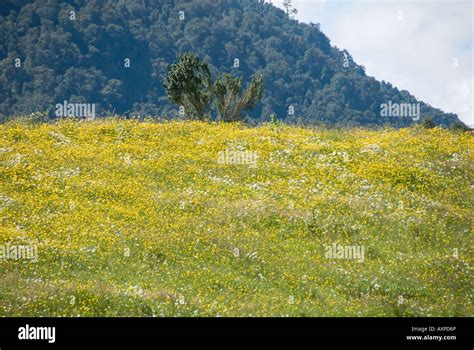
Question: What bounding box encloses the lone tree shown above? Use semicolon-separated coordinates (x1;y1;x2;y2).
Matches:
283;0;298;18
163;53;213;120
164;53;263;122
214;73;263;122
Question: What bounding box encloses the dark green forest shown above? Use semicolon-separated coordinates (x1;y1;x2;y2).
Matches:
0;0;463;126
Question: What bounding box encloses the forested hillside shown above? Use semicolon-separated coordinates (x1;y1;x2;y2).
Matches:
0;0;462;126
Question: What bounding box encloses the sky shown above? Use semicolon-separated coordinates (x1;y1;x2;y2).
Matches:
273;0;473;126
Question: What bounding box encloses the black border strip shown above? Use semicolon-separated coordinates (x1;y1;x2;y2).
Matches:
0;317;472;348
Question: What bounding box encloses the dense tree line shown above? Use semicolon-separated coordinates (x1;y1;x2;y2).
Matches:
0;0;462;127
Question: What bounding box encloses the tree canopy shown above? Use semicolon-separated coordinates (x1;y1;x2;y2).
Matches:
0;0;462;127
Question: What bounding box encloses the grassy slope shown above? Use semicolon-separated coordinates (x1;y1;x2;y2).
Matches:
0;120;472;316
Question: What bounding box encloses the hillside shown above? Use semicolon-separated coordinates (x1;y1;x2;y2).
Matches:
0;0;463;127
0;120;472;316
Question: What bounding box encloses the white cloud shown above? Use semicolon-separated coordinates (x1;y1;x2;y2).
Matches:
274;0;473;125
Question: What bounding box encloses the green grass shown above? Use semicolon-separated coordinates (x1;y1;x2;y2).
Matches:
0;119;472;316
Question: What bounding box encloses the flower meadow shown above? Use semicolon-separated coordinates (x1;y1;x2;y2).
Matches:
0;119;472;316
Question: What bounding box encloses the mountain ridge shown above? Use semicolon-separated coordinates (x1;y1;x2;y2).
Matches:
0;0;463;127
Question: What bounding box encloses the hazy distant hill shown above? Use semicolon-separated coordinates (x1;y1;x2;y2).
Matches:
0;0;463;126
